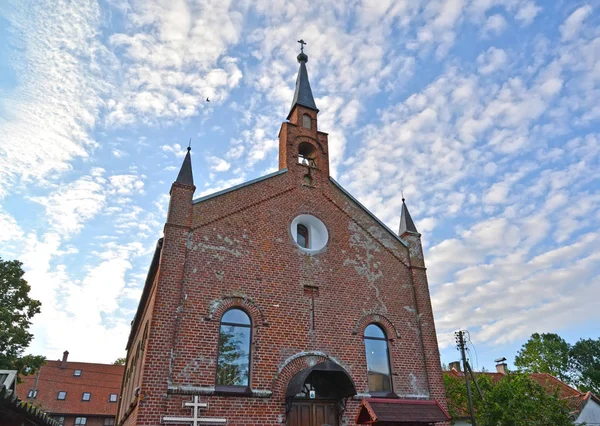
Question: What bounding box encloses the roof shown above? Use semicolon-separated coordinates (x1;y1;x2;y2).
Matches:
287;52;318;119
1;385;59;426
175;147;194;186
444;370;599;419
356;398;450;424
126;237;163;350
399;199;418;235
16;360;124;416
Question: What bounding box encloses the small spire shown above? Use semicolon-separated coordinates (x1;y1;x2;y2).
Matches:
175;143;194;186
287;40;318;119
399;197;418;235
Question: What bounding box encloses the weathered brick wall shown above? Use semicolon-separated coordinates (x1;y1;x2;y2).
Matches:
121;106;448;425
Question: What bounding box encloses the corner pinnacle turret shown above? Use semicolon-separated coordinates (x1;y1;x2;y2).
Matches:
399;197;419;235
175;146;194;186
287;40;318;119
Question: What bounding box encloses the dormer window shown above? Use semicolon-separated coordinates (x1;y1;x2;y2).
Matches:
298;142;317;168
297;224;309;249
302;114;311;129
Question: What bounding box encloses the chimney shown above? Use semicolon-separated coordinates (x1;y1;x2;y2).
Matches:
494;356;508;374
61;350;69;368
449;361;461;372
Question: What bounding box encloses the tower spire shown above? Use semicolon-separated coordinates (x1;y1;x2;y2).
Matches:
287;41;318;119
399;197;418;235
175;145;194;186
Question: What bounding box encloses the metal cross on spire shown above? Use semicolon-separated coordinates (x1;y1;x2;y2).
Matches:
297;39;306;52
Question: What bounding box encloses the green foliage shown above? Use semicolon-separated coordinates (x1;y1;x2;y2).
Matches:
444;372;492;422
0;257;45;379
515;333;571;382
477;372;575;426
216;325;248;386
113;357;126;365
444;371;576;426
570;338;600;394
515;332;600;394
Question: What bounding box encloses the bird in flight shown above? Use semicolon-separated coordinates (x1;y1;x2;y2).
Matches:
206;97;210;102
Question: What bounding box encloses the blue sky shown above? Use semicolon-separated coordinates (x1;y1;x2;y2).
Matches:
0;0;598;372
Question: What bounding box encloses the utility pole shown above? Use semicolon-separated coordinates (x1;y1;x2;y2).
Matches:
456;330;477;426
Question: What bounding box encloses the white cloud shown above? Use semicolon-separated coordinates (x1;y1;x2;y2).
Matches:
30;175;107;236
162;143;187;158
0;210;24;243
0;0;105;197
515;1;541;25
109;174;145;195
477;47;508;75
106;0;244;125
560;5;593;42
482;14;507;36
208;156;231;172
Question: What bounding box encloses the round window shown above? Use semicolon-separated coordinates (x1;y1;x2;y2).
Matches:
291;215;328;252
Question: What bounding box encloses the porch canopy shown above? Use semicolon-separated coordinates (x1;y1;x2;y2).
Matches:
286;360;356;399
356;398;450;425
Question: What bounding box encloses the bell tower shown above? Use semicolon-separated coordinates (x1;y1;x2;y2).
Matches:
278;41;330;185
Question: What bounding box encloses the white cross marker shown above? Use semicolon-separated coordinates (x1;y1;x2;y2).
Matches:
162;395;227;425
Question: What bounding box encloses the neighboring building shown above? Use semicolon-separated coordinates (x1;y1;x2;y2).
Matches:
117;46;449;426
1;370;59;426
446;361;600;425
16;351;124;426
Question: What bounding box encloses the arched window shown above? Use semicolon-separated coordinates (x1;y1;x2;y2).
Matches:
216;309;251;387
364;324;392;394
297;224;309;249
302;114;312;129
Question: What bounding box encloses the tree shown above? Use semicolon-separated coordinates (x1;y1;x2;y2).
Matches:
514;333;571;382
477;371;575;426
444;371;576;426
570;337;600;394
216;326;248;386
0;257;45;379
444;372;493;421
113;357;126;365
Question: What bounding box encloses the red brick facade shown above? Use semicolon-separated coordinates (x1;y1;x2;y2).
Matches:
117;60;448;426
16;355;123;426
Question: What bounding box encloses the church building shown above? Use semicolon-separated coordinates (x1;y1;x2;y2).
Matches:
116;46;450;426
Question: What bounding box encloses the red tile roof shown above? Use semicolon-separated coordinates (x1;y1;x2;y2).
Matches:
356;398;451;424
16;360;124;416
444;370;598;418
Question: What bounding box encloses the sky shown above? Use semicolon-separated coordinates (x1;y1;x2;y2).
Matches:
0;0;598;373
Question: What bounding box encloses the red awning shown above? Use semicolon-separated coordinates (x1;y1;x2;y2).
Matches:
356;398;451;425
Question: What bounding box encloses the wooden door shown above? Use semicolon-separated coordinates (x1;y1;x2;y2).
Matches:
288;401;338;426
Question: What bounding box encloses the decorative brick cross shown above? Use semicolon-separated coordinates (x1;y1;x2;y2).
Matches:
162;395;226;425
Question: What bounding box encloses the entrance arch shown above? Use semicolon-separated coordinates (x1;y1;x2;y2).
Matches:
285;360;357;426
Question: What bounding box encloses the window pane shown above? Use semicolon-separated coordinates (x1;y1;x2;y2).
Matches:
217;324;251;386
221;309;250;325
364;324;385;339
82;392;90;401
57;391;66;400
364;338;392;392
297;224;309;249
297;232;307;248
